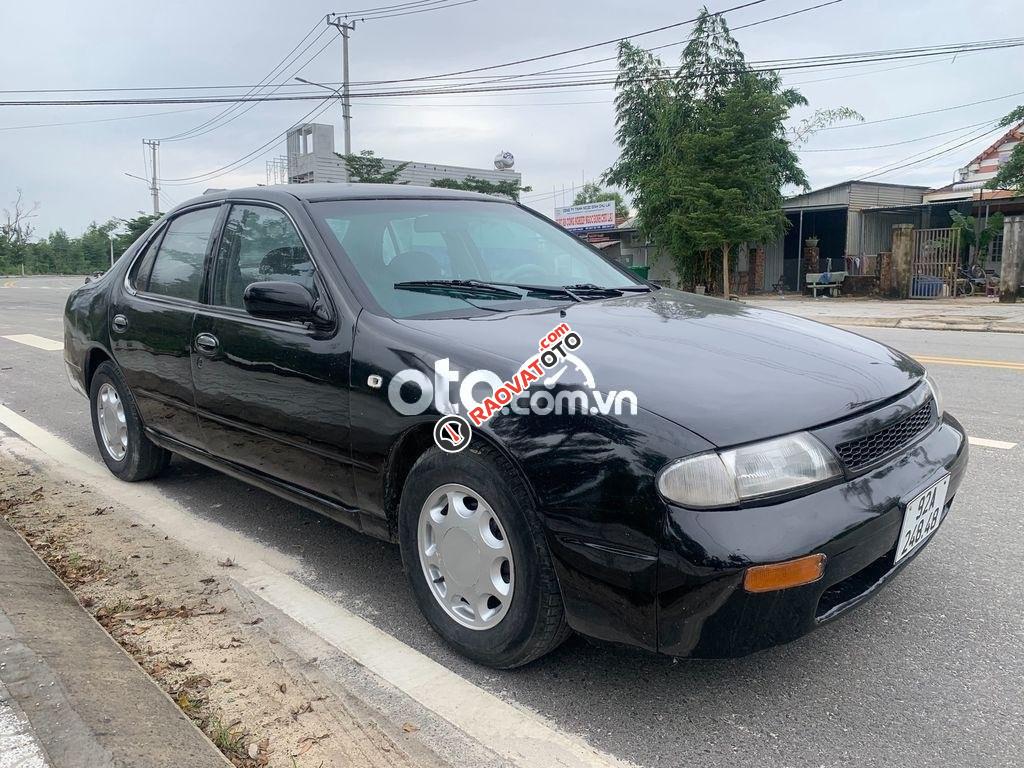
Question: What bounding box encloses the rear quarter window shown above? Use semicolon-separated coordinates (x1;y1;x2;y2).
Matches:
146;207;220;301
127;228;165;291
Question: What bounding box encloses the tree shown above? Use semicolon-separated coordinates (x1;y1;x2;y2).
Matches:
572;183;629;219
605;7;857;294
949;209;1004;267
118;213;160;248
987;106;1024;194
338;150;409;184
429;176;532;201
0;194;162;275
0;190;39;273
790;107;863;147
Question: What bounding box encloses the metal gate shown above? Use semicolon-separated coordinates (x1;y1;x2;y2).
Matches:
911;228;960;299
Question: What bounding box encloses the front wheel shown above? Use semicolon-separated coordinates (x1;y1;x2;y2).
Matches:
89;360;171;481
398;444;570;668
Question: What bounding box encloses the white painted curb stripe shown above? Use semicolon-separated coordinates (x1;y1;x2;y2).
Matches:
0;405;633;768
240;568;631;768
2;334;63;352
968;436;1017;450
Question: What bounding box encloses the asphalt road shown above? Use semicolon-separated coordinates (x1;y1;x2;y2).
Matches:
2;276;1022;767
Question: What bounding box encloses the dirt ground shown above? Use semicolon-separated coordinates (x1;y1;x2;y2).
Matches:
0;447;443;768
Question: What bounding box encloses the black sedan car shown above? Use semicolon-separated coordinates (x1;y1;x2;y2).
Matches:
64;184;968;668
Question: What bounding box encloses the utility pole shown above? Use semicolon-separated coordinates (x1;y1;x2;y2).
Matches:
143;139;160;215
327;14;355;177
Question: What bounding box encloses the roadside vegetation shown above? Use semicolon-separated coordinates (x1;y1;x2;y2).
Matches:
0;190;158;275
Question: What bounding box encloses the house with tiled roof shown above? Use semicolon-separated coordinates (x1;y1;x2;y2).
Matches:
924;122;1023;203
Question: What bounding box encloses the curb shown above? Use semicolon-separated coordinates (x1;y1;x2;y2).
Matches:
0;518;233;768
826;317;1024;334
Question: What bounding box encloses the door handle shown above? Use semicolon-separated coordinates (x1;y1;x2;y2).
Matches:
194;333;219;354
111;314;128;333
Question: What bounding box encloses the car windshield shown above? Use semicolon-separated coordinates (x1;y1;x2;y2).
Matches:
311;198;642;318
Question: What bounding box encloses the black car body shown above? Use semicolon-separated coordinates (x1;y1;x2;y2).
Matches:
64;184;968;666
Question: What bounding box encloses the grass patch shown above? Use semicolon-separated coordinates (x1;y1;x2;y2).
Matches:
104;597;134;615
206;712;247;755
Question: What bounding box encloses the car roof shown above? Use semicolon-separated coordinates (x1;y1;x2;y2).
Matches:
180;182;511;209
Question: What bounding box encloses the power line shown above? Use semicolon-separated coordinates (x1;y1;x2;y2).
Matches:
467;0;847;90
6;34;1017;98
157;18;334;142
815;89;1024;131
800;118;1000;152
358;0;773;86
0;104;220;132
858;123;1005;180
157;96;338;185
5;39;1021;106
347;0;479;21
335;0;445;14
334;0;459;18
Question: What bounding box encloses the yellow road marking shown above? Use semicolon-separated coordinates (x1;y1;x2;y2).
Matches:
913;355;1024;372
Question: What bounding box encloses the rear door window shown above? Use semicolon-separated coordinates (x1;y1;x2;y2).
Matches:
146;207;220;301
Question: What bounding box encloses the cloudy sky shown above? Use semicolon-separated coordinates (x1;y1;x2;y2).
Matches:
2;0;1022;236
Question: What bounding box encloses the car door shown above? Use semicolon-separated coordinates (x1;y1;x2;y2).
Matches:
191;201;357;508
110;204;223;447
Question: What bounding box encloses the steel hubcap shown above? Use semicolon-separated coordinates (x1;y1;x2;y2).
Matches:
96;382;128;461
417;483;514;630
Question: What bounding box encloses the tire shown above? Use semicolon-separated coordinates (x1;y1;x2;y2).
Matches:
398;443;570;668
89;360;171;481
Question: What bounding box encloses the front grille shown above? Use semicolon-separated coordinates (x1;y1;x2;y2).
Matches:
834;400;934;471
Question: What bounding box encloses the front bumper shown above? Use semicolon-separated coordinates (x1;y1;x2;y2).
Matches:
657;413;968;657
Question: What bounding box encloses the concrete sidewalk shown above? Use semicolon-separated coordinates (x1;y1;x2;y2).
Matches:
744;295;1024;333
0;517;230;768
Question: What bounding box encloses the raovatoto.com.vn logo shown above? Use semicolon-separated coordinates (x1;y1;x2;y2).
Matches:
384;323;638;451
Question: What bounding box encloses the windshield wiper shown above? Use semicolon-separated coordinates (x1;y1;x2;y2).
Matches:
393;279;525;300
393;279;652;304
563;282;653;294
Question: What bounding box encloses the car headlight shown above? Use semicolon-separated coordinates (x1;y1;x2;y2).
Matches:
924;372;944;418
657;432;842;508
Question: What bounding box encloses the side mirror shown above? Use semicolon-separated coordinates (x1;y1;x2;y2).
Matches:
242;281;330;326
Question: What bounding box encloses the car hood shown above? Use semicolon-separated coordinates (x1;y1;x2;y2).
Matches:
395;289;924;447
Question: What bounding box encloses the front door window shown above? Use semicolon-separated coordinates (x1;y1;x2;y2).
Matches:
212;204;317;310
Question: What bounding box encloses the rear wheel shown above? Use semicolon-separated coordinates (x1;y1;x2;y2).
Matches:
398;444;570;668
89;360;171;481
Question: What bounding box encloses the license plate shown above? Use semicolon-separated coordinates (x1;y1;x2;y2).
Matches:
894;474;950;566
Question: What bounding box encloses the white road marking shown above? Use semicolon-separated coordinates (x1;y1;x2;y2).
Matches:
0;691;50;768
968;436;1017;450
0;405;633;768
1;334;63;352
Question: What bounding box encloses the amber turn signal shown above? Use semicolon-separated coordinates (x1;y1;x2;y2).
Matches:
743;553;826;593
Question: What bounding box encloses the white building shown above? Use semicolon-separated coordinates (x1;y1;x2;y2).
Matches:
274;123;523;188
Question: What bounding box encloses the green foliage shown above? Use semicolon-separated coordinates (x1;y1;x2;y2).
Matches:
0;193;160;275
987;106;1024;194
429;176;533;201
604;7;852;291
790;107;863;146
572;183;629;219
949;209;1005;265
338;150;409;184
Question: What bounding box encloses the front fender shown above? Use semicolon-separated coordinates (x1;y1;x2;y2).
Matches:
488;406;711;651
